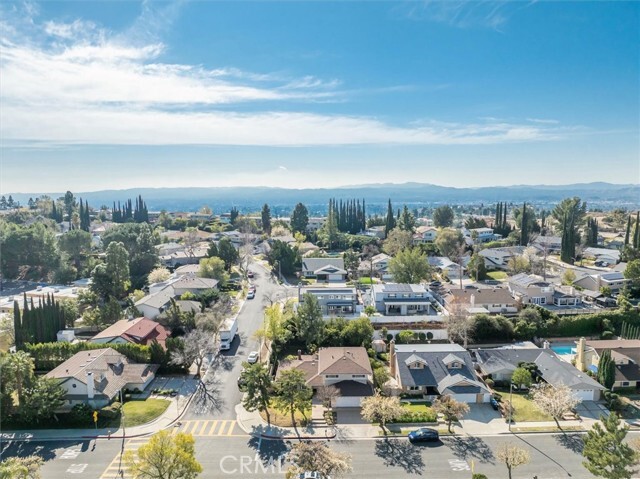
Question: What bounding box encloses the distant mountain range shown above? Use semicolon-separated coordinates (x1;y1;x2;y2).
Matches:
7;182;639;216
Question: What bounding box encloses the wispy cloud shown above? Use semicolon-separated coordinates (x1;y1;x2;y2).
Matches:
527;118;560;125
398;0;530;31
0;1;578;148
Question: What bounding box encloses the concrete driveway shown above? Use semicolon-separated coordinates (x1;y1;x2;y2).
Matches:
336;407;368;425
576;401;609;420
459;403;506;435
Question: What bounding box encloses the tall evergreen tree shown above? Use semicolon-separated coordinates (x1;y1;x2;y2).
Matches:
261;203;272;234
13;300;23;350
384;199;396;238
634;211;640;249
625;215;632;245
520;202;528;246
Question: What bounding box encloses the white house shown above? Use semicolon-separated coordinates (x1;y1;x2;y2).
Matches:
46;348;158;410
412;226;438;244
368;283;435;316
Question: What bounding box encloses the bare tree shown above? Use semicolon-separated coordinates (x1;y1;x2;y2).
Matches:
446;298;473;348
170;328;215;378
317;385;340;408
285;442;352;479
183;227;199;258
496;443;530;479
530;383;581;428
361;391;405;433
432;395;470;433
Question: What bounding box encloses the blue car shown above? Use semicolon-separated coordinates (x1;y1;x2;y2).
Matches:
408;427;439;443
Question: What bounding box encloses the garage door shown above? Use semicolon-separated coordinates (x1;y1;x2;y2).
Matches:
454;394;478;404
333;396;362;408
573;389;595;401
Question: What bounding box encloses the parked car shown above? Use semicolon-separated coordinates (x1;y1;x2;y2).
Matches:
247;291;255;299
490;397;499;410
407;427;439;443
247;271;254;278
298;473;328;479
237;368;247;389
247;351;259;364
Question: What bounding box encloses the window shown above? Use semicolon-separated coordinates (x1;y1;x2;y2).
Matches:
622;381;630;386
388;293;397;298
326;374;339;379
409;386;421;391
317;296;324;300
72;383;77;388
352;374;366;378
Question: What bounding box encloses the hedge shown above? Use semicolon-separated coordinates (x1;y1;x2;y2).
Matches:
546;310;640;337
25;341;151;371
394;409;438;423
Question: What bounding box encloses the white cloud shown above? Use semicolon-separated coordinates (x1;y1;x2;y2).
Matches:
0;4;578;148
278;166;288;170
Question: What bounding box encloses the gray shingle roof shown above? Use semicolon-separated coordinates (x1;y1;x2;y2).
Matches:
302;258;345;272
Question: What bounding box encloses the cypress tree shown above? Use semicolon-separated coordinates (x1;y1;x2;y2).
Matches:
520;202;528;246
625;215;631;245
362;198;366;232
495;202;501;228
13;300;22;350
503;203;508;232
634;212;640;249
385;199;395;238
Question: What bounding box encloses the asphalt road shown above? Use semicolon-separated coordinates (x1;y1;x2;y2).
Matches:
3;432;620;479
183;260;289;420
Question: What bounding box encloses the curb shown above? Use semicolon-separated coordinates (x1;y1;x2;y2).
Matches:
259;431;337;440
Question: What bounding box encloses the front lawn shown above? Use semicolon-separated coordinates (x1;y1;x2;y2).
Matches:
260;406;311;428
358;277;375;284
394;401;437;423
121;398;171;427
486;271;508;280
495;389;551;422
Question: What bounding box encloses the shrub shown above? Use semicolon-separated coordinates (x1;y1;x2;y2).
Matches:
426;332;434;340
378;352;389;362
367;348;376;358
418;332;427;341
99;402;122;419
394;409;438;423
472;475;488;479
386;334;394;342
485;378;495;388
601;330;615;340
69;404;93;426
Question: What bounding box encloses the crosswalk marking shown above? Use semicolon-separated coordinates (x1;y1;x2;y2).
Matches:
175;419;246;437
99;438;148;479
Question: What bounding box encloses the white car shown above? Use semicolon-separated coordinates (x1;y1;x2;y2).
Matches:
247;351;259;364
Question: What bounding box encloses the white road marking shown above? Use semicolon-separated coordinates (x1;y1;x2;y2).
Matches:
66;464;88;473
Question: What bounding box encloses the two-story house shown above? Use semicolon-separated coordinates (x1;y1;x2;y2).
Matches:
531;236;562;254
298;286;358;316
136;273;219;318
444;287;519;316
277;347;374;407
368;283;435;316
412;226;438;244
469;227;496;243
509;273;581;307
574;338;640;390
573;271;630;294
301;258;348;282
478;246;526;271
390;343;491;403
46;348;158;410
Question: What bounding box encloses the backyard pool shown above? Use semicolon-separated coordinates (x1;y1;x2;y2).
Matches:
551;344;576;355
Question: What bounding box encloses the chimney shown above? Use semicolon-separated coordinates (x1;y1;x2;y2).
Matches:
576;337;586;372
297;349;302;360
86;372;95;399
389;340;397;379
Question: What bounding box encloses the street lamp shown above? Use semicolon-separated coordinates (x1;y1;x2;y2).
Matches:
508;381;514;432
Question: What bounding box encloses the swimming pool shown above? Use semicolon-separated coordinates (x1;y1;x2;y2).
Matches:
551;344;576;355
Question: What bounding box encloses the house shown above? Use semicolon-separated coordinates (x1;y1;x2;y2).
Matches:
174;264;201;276
412;226;438;244
583;247;620;265
301;258;347;282
576;338;640;390
362;226;386;239
444;287;519;315
306;217;326;232
136;273;218;318
478;246;526;271
189;212;214;222
298;286;358;316
368;283;435;316
531;236;562;253
475;346;604;401
160;248;208;267
573;271;630;293
428;256;466;279
508;273;580;307
390;343;491;403
469;227;496;243
90;317;170;348
46;348;158;410
277;347;374;407
156;242;184;256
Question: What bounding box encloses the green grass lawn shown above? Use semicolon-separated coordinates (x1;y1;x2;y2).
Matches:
260;406;311;427
486;271;508;280
358;277;375;284
495;389;551;422
401;401;432;413
121;399;170;428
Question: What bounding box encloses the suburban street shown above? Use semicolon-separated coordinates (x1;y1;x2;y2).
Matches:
3;431;630;478
183;260;290;421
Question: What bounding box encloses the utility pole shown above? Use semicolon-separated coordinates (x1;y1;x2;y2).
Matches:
508;381;513;432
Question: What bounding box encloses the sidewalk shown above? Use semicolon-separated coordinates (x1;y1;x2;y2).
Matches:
1;391;195;443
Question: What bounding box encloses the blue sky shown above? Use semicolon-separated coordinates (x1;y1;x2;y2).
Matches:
1;0;638;192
